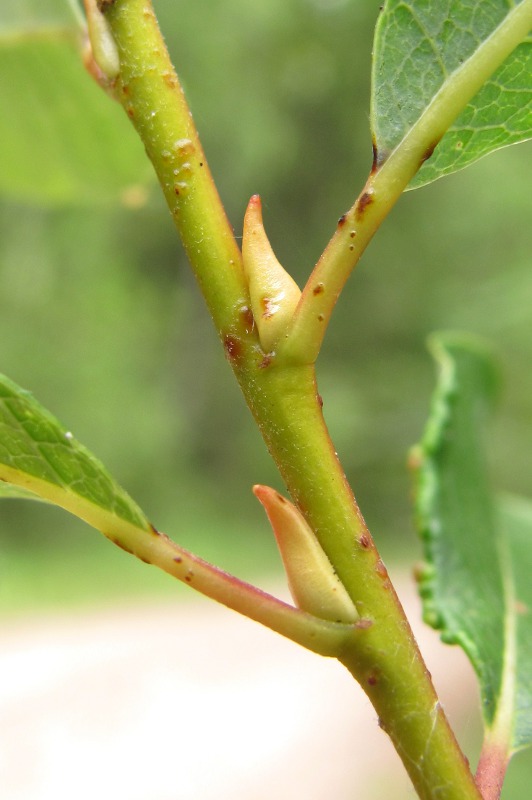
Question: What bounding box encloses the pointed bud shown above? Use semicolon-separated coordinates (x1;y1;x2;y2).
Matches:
84;0;120;81
253;485;358;623
242;196;301;352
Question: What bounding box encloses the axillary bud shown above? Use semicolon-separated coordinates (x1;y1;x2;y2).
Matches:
242;196;301;352
253;485;358;623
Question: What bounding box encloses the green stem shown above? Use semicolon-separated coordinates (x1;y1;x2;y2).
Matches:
101;2;483;797
278;0;532;366
103;0;253;345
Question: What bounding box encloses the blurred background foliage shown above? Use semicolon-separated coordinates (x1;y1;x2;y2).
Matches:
0;0;530;610
0;0;531;793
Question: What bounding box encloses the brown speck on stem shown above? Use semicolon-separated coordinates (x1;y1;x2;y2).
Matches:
375;559;387;577
371;139;379;174
350;231;356;238
317;394;324;409
240;305;255;333
337;213;347;227
150;524;161;536
173;556;183;564
367;670;379;686
223;334;242;361
259;354;273;369
313;283;325;296
359;534;370;549
126;106;135;119
111;538;134;555
355;190;374;221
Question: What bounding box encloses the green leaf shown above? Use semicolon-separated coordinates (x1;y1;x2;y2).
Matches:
0;1;153;206
372;0;532;189
0;372;151;533
0;0;79;31
413;333;532;755
499;495;532;752
0;481;48;501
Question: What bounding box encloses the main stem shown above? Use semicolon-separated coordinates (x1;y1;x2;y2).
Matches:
102;2;481;797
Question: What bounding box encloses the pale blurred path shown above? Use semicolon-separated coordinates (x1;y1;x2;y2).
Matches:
0;576;479;799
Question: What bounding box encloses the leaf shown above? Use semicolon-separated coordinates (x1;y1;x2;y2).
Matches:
412;333;532;755
372;0;532;189
499;495;532;752
0;481;48;501
0;372;151;534
0;0;79;31
0;1;153;206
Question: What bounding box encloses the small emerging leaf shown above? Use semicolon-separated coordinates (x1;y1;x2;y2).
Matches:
412;333;532;758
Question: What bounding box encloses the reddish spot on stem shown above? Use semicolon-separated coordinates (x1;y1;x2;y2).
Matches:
317;394;324;409
313;283;324;296
224;334;242;361
126;106;135;119
355;618;373;630
259;354;273;369
371;138;389;174
367;671;379;686
337;214;347;227
375;559;389;581
355;191;374;221
371;139;379;175
240;305;255;333
111;538;134;555
359;534;370;549
173;556;183;564
150;524;161;536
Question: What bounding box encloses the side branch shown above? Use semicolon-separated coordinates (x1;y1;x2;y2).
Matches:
278;0;532;365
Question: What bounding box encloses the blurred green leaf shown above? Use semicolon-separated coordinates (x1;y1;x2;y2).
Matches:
500;496;532;752
0;1;153;206
372;0;532;188
0;482;47;501
413;333;532;754
0;372;151;533
0;0;79;32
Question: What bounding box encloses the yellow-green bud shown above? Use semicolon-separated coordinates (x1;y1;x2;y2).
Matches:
253;485;358;623
84;0;120;80
242;195;301;352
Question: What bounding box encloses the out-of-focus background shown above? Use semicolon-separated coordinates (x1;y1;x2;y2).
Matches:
0;0;530;797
